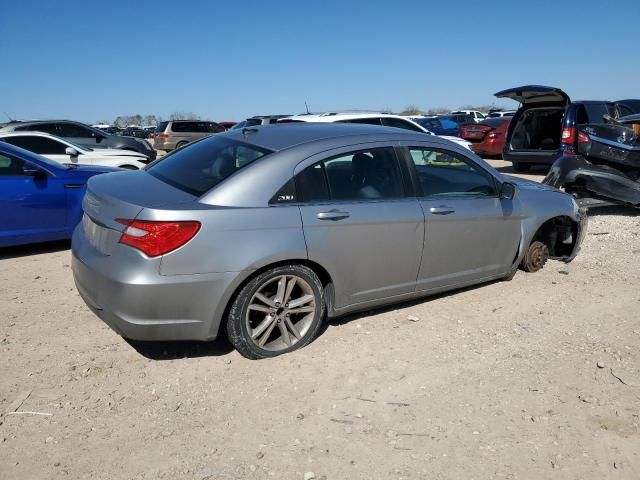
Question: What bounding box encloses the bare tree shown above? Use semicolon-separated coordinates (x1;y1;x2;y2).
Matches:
458;104;496;112
113;116;127;128
143;115;158;126
400;104;422;116
169;112;200;121
425;107;450;115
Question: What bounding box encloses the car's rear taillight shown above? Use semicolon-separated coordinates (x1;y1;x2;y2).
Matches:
561;127;575;144
116;219;201;257
577;130;590;144
157;133;169;139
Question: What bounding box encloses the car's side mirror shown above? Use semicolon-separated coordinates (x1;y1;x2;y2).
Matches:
499;181;517;200
65;147;79;157
23;165;47;179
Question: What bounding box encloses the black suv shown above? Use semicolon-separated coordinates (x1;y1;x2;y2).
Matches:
0;120;156;160
495;85;629;171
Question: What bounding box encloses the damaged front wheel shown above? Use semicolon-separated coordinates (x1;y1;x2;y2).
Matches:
521;240;549;273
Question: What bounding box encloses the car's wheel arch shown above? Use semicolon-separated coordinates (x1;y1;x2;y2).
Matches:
212;259;334;339
522;214;580;262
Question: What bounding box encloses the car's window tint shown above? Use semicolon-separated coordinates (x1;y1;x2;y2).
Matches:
409;148;497;197
148;136;271;197
380;118;424;132
338;118;382;126
155;121;169;133
0;153;25;175
15;123;59;135
208;122;225;133
584;103;613;123
3;136;68;155
296;163;330;202
171;122;196;132
244;118;262;127
57;123;94;137
297;148;404;202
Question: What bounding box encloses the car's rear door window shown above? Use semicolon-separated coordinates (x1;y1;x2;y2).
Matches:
407;148;497;197
3;136;68;155
155;121;169;133
296;147;405;202
171;122;196;133
147;136;271;197
57;123;94;137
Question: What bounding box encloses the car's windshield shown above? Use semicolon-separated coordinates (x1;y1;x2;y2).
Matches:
64;138;91;152
147;136;272;196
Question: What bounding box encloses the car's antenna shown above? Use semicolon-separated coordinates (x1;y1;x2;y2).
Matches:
304;101;311;115
4;112;14;122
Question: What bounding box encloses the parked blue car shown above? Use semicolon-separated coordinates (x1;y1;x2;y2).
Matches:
0;141;117;247
413;117;460;136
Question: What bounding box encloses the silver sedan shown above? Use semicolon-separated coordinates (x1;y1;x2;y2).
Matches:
72;123;587;359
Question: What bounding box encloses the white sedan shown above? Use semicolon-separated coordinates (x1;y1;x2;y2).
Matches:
0;132;148;169
278;113;473;150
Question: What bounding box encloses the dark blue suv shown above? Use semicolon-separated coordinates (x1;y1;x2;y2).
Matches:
495;85;630;171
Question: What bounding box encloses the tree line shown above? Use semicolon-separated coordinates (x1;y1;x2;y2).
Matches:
97;112;202;127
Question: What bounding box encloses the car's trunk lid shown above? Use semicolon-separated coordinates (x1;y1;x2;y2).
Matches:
494;85;570;106
81;170;197;255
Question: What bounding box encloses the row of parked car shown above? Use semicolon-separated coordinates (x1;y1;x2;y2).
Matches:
2;85;637;358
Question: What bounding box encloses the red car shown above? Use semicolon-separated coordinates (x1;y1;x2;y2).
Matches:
460;117;511;157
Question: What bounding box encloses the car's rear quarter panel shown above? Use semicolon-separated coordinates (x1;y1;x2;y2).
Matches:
155;205;307;275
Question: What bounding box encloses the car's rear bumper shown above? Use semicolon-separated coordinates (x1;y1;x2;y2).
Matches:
153;139;177;151
469;138;503;156
71;228;239;341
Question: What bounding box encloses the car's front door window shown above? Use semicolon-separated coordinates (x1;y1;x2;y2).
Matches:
0;153;26;175
409;148;497;197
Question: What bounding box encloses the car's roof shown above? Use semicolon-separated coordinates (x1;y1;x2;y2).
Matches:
247;115;291;119
0;131;61;138
221;122;427;152
281;112;407;122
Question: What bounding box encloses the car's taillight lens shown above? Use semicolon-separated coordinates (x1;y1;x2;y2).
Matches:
577;130;590;144
157;133;169;139
116;219;201;257
561;127;575;144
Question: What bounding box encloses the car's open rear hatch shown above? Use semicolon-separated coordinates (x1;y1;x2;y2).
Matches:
495;85;570;106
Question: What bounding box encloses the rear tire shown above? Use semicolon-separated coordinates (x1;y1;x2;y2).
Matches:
176;141;188;149
512;160;531;172
521;240;549;273
226;264;325;360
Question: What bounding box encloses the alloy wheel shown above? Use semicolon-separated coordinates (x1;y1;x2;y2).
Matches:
245;275;317;351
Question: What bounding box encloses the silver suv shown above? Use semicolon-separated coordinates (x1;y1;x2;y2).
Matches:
154;120;225;152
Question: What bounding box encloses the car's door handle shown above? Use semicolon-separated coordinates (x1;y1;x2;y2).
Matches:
317;209;350;221
429;206;455;215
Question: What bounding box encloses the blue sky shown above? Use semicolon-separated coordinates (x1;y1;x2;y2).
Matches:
2;0;639;123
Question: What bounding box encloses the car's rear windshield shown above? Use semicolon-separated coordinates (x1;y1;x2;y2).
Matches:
479;117;509;127
155;121;169;133
147;136;272;197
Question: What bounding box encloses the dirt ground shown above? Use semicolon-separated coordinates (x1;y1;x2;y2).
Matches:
1;159;639;480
